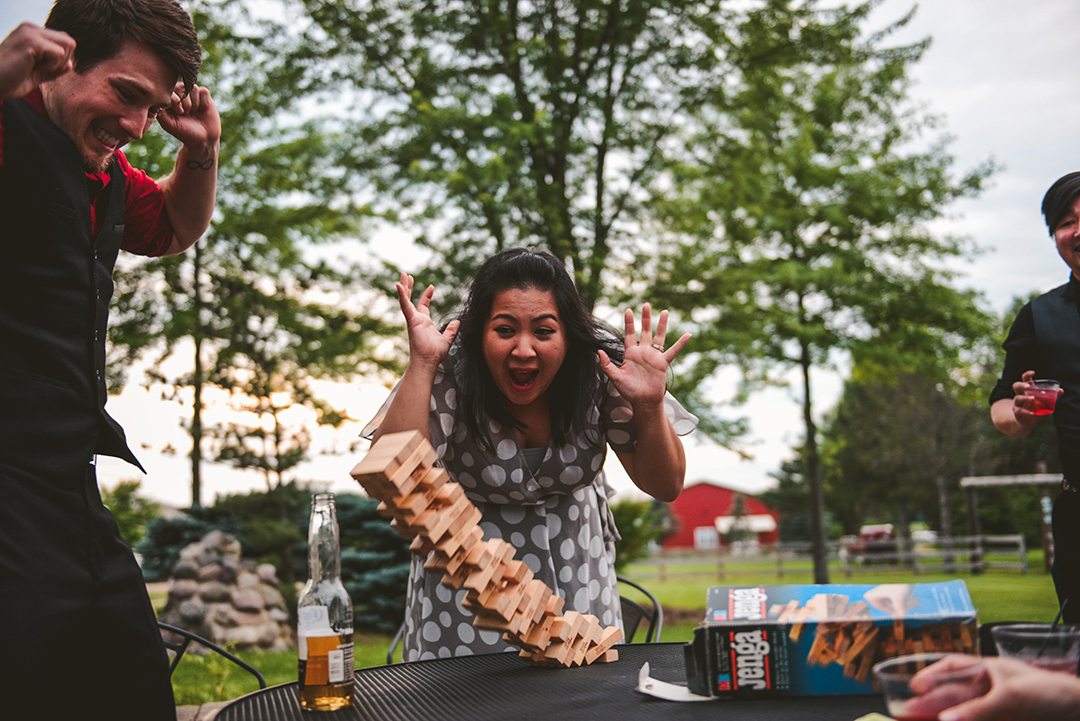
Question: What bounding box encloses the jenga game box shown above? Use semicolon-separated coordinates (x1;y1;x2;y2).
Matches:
683;581;977;698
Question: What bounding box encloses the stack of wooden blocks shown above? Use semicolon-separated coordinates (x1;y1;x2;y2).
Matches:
350;430;623;666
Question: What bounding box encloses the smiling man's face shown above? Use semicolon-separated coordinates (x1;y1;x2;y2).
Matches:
1054;195;1080;278
41;39;177;173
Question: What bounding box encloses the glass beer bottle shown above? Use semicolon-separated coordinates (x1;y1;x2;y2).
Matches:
298;492;355;710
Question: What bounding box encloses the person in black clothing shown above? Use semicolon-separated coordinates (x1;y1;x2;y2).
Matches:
0;2;219;719
990;171;1080;623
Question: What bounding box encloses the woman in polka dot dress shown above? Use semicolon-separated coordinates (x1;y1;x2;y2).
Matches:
362;248;698;660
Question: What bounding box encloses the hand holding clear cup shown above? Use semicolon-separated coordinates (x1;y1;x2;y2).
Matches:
1013;371;1062;420
875;653;990;721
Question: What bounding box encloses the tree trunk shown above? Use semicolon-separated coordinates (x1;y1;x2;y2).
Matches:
801;340;829;584
936;471;955;571
190;242;205;508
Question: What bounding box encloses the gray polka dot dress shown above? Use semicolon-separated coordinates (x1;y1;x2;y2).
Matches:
362;344;698;660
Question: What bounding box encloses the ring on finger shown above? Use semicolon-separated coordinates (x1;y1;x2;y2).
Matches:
651;343;664;351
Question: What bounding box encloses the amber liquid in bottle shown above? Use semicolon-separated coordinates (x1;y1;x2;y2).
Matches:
298;493;355;710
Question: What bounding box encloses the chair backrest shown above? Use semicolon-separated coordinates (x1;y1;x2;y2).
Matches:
617;575;663;643
387;620;407;664
159;622;267;689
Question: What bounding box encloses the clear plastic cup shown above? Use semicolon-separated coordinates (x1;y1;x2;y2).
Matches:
991;623;1080;674
1028;379;1061;415
872;653;989;721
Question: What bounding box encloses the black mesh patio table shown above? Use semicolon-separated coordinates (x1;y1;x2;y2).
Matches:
215;642;888;720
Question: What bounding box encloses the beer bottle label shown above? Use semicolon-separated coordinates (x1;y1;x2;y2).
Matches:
299;631;354;686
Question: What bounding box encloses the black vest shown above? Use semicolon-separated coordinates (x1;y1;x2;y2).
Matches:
0;97;141;479
1032;281;1080;482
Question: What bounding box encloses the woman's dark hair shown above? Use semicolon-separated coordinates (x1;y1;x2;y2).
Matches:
454;248;623;451
1042;172;1080;236
46;0;202;97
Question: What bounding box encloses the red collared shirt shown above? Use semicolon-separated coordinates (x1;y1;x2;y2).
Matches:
0;88;175;256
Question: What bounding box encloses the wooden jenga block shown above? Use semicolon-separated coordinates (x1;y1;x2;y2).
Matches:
841;624;879;666
789;607;810;640
777;599;799;622
501;560;530;585
463;553;506;592
572;615;601;666
584;626;623;665
433;506;483;556
443;526;484;572
529;585;554;625
485;573;534;621
835;628;852;660
520;611;556;650
423;548;452;571
462;536;496;569
411;483;463;532
959;622;975;652
826;594;850;617
514;580;550;630
441;562;471;589
380;469;447;522
408;533;435;556
417;490;472;542
472;610;514;632
846;601;870;618
550;611;585;642
350;431;435;495
807;629;830;666
390;518;417;539
598;649;618;663
856;645;875;683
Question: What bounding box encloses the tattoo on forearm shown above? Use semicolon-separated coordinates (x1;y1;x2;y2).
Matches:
186;157;215;171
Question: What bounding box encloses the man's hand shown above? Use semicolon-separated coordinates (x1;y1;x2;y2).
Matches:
156;83;220;254
0;23;75;101
991;370;1041;438
157;82;221;166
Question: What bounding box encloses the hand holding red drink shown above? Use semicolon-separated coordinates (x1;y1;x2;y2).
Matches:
1011;371;1062;421
1027;380;1062;415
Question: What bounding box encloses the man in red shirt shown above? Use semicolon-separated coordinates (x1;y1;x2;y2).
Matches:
0;2;219;719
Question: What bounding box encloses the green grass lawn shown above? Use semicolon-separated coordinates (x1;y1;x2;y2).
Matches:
168;554;1061;705
171;630;397;706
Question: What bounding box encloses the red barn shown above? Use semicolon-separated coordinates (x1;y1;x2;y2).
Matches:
663;481;779;550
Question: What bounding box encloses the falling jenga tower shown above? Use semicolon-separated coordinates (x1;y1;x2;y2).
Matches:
350;430;622;666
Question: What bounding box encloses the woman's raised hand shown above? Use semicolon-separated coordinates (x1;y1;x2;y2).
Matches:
396;273;459;368
598;303;690;409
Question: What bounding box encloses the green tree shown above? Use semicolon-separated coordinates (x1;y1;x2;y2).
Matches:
299;0;732;314
611;499;670;573
645;0;995;582
335;494;413;633
213;482;310;585
822;371;991;547
101;480;161;547
760;457;815;543
110;0;398;506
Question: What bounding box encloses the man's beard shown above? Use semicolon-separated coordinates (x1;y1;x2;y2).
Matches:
82;149;114;174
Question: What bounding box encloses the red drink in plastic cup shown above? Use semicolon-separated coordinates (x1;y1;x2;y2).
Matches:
1029;380;1061;415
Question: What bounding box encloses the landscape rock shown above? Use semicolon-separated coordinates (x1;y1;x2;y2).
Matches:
158;531;295;653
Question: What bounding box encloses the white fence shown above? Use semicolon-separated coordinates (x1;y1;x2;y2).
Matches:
633;535;1028;581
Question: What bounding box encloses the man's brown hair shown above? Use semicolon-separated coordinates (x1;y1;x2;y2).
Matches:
45;0;202;96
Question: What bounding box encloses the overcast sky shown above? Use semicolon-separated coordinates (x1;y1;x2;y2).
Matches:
4;1;1079;507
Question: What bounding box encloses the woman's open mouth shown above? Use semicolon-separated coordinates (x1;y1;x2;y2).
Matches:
509;368;539;390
